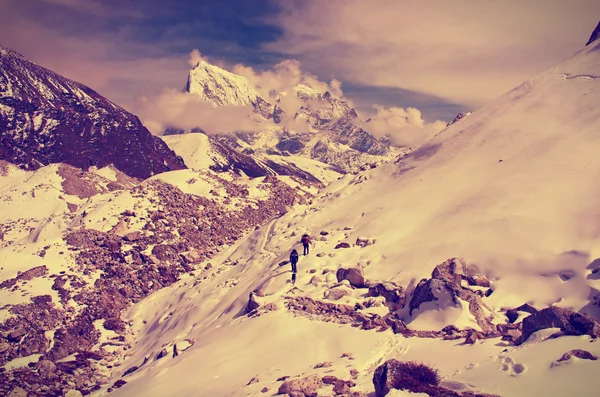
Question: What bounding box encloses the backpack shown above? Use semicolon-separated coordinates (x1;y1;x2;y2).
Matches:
301;235;309;244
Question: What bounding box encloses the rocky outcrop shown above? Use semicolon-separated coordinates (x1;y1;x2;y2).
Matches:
409;258;495;332
0;47;186;179
557;349;598;362
336;267;366;288
355;237;374;247
505;303;538;324
517;306;600;345
586;21;600;46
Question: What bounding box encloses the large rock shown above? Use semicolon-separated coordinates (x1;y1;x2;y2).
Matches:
277;375;323;396
336;267;366;288
408;258;495;333
517;306;600;345
355;237;374;247
324;288;351;301
36;359;56;377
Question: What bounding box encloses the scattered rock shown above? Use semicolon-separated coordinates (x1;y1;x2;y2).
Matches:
355;237;374;247
64;390;83;397
246;291;262;313
316;252;326;257
309;276;323;285
261;387;269;393
335;242;351;249
336;267;366;288
464;331;478;345
277;376;290;382
247;376;260;385
320;231;329;236
314;361;333;369
350;369;359;378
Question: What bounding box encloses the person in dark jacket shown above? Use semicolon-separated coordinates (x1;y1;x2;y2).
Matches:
301;234;311;256
290;248;299;273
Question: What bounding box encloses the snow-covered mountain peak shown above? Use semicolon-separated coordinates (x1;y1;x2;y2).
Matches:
186;60;264;107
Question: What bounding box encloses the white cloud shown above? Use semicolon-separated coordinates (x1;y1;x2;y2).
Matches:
365;105;446;147
267;0;600;107
131;89;256;135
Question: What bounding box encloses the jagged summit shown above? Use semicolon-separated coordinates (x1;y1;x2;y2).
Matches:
586;21;600;46
0;46;186;179
185;60;278;120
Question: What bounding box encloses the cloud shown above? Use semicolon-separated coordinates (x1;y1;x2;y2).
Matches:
232;59;346;109
365;105;446;147
267;0;600;108
131;89;256;135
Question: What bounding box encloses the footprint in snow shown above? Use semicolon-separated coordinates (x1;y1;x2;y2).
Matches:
498;355;527;376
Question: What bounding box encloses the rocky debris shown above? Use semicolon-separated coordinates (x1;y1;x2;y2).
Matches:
277;376;291;382
0;176;305;397
261;387;270;393
505;303;538;324
64;390;84;397
517;306;600;345
314;361;333;369
350;369;359;379
335;242;351;249
316;252;326;257
409;258;495;333
278;375;324;396
367;281;405;310
286;297;388;332
355;237;374;247
0;265;48;289
336;267;366;288
464;331;479;345
36;359;56;376
557;349;598;362
320;231;329;236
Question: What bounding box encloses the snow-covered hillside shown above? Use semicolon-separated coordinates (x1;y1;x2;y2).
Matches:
91;36;600;397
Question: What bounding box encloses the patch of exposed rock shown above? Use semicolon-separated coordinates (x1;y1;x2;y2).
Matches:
336;267;366;288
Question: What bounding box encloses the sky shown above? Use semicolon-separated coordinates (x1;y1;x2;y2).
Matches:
1;0;599;138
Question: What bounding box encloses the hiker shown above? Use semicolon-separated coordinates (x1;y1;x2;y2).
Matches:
290;248;299;273
301;234;311;256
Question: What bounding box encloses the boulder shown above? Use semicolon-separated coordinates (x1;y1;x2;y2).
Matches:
309;276;323;285
320;231;329;236
517;306;600;345
247;376;260;385
408;258;495;333
335;242;351;249
336;267;366;288
64;390;83;397
278;375;323;396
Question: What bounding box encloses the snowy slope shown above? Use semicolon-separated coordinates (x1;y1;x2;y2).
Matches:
101;40;600;397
